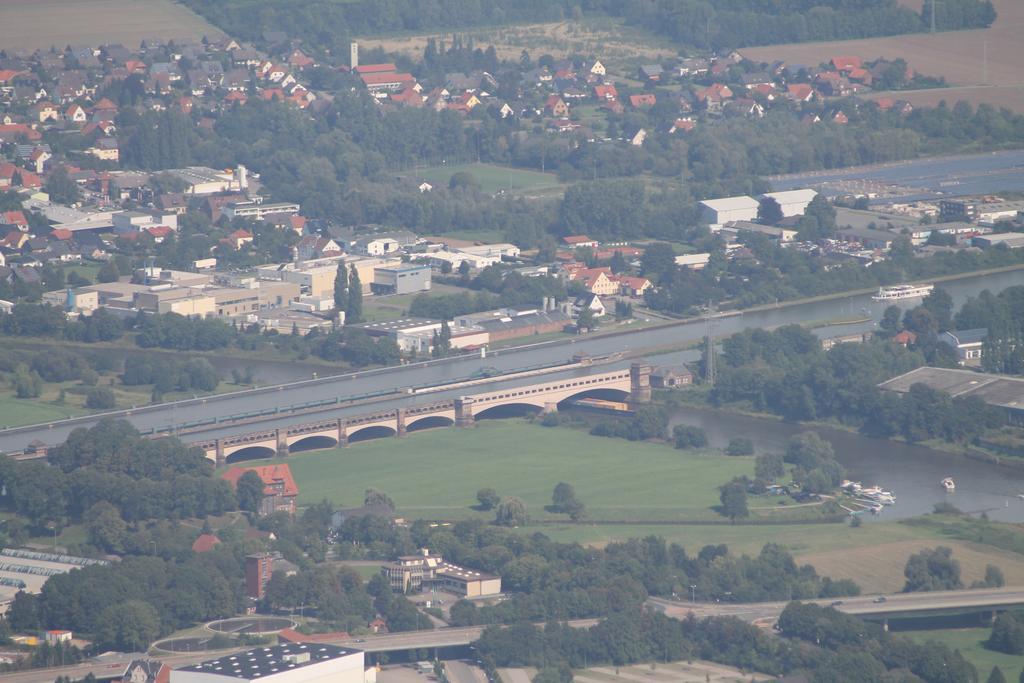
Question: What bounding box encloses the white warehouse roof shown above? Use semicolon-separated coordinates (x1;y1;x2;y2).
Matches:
700;196;760;211
760;189;818;205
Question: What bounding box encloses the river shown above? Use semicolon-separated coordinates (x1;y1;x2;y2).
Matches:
668;407;1024;523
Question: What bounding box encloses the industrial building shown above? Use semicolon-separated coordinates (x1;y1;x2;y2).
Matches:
222;198;301;221
973;233;1024;249
370;264;431;295
879;366;1024;425
170;644;367;683
699;196;760;225
758;189;818;217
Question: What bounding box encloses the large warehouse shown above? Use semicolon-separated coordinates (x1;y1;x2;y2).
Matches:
699;196;760;225
170;644;367;683
759;189;819;217
878;366;1024;425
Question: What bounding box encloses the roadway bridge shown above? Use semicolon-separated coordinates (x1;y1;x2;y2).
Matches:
197;364;648;464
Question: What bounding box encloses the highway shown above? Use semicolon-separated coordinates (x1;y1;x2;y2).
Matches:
1;267;1019;455
9;588;1024;683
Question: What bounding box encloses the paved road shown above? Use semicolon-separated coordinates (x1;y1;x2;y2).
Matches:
446;660;488;683
1;268;1020;455
11;588;1024;683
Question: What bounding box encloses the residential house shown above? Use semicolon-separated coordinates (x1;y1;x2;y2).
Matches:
617;275;652;298
939;328;988;365
787;83;815;102
571;267;618;296
593;83;618;101
629;93;656;109
544;95;569;117
296;235;342;260
651;366;693;388
562;235;599;249
639;64;663;82
221;464;299;516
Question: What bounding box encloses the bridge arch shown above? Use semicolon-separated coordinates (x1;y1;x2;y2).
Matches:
559;387;631;406
406;415;455;432
288;435;339;453
475;403;544;420
224;445;277;464
348;425;397;443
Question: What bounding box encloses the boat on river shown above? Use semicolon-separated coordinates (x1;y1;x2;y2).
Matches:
871;283;935;301
941;477;956;492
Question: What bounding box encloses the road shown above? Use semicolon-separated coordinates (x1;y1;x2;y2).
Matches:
11;588;1024;683
2;267;1021;455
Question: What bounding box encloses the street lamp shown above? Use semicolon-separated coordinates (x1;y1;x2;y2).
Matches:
689;585;697;603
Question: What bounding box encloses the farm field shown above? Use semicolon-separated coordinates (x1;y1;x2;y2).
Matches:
0;0;223;51
359;18;676;71
741;0;1024;111
267;420;753;522
904;628;1024;679
794;539;1024;594
0;394;85;430
406;162;566;196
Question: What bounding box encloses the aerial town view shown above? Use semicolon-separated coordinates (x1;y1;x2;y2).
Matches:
2;0;1024;682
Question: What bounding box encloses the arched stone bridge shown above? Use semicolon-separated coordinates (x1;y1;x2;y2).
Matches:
196;363;651;465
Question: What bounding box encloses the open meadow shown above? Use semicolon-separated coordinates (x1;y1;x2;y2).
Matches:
0;0;223;51
271;420;752;522
904;628;1024;679
404;162;566;197
741;0;1024;112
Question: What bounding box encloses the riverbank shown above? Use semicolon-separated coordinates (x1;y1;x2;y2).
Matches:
657;390;1024;472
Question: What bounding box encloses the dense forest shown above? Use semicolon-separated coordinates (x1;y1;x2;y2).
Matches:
181;0;995;53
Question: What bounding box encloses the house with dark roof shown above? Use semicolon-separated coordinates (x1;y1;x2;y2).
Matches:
939;328;988;365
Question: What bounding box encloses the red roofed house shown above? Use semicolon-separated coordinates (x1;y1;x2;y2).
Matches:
892;330;918;347
670;118;695;134
629;93;657;108
593;84;618;101
571;267;618;296
191;533;221;553
361;71;417;95
544;95;569;117
2;211;29;232
221;464;299;516
145;225;174;243
50;228;73;241
787;83;815;102
0;124;42;142
222;228;253;250
616;275;653;298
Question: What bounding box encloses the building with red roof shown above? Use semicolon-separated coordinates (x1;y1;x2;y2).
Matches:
221;464;299;516
191;533;222;553
355;63;397;74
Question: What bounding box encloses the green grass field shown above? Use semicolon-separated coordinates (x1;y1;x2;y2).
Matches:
411;162;565;195
904;629;1024;679
271;420;752;522
0;394;86;429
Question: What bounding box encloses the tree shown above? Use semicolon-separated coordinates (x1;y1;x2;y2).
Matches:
973;564;1005;588
758;197;784;225
95;600;160;651
364;488;395;509
495;497;527;527
988;667;1008;683
755;452;785;481
880;305;903;333
577;306;597;331
903;546;963;592
449;171;479;191
988;613;1024;655
333;259;348;311
476;488;500;510
725;437;754;455
84;501;127;553
346;265;363;323
719;481;749;522
85;387;116;410
44;167;80;204
551;482;584;520
12;363;42;398
236;470;265;514
673;424;707;449
97;259;120;283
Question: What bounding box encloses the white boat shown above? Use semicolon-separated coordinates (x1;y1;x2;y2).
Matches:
940;477;955;492
871;283;935;302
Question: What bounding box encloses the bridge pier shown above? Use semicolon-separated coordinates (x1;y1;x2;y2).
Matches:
630;361;652;404
215;439;225;467
275;428;288;457
543;401;558;414
336;419;348;447
455;397;475;427
396;409;406;437
882;619;888;632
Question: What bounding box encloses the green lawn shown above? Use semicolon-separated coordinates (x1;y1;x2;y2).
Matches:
904;629;1024;679
0;394;86;429
410;162;565;195
271;420;752;522
531;520;939;556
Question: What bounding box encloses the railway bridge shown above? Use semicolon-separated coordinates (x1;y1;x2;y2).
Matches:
196;363;651;465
